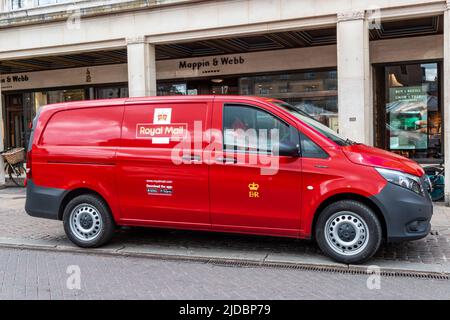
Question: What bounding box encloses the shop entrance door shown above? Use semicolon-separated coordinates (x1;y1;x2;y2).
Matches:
5;94;25;149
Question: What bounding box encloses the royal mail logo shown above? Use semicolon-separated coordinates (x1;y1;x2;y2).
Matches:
135;108;186;144
154;108;172;125
158;114;168;122
136;123;188;139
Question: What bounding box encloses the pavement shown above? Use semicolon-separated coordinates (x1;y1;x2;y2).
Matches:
1;246;449;300
0;187;450;275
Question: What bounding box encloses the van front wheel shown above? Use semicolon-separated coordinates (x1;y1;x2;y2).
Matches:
63;194;115;248
315;200;382;264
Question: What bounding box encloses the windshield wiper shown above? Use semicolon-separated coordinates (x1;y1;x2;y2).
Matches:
345;139;364;146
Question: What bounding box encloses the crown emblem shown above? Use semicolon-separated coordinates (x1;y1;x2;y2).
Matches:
158;114;168;121
248;182;259;191
85;68;92;83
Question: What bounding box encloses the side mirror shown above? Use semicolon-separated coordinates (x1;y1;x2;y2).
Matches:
274;141;300;157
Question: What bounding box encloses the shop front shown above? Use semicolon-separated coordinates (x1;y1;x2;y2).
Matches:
1;64;128;149
0;43;444;165
156;47;442;164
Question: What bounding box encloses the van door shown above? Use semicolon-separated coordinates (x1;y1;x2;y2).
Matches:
117;98;212;229
209;101;302;237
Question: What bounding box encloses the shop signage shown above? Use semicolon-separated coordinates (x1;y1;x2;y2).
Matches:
157;45;336;80
0;45;337;91
0;74;30;86
0;64;128;92
178;56;246;73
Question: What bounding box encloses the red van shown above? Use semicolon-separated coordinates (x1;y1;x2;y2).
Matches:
25;96;433;264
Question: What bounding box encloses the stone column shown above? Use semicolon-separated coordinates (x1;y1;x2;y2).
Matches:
444;2;450;204
127;36;157;97
0;85;5;187
337;10;372;145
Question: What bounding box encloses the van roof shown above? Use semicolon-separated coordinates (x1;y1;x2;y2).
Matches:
40;95;283;112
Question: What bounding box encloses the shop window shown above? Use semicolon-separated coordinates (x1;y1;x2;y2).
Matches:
96;87;128;99
46;89;85;104
378;62;441;161
239;70;338;132
157;83;187;96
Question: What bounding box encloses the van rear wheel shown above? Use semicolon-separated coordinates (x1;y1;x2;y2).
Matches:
63;194;115;248
315;200;382;264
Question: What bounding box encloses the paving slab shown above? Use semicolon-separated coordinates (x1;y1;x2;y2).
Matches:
1;187;450;275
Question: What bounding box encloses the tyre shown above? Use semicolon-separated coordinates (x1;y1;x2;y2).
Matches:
315;200;382;264
63;194;116;248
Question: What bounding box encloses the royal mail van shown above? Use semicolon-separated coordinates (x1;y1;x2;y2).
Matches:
25;96;433;264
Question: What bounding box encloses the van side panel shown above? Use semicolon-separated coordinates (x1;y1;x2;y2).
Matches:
117;100;212;228
31;106;124;220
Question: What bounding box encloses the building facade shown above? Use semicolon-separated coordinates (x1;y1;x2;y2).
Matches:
0;0;449;201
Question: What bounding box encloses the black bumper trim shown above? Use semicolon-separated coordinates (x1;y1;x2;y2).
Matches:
369;182;433;242
25;179;66;220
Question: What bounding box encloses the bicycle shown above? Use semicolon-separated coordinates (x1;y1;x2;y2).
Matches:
1;148;26;187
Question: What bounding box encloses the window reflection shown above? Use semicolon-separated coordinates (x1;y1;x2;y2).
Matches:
47;89;85;104
157;83;187;96
96;87;128;99
239;70;338;131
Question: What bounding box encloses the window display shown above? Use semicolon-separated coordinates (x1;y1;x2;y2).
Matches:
388;86;428;150
384;63;441;160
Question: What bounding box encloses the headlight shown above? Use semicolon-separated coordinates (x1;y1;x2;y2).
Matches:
375;168;424;196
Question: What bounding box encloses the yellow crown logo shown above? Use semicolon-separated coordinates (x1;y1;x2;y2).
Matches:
248;182;259;191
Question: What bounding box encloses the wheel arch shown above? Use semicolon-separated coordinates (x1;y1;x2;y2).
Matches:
311;193;387;241
58;188;111;220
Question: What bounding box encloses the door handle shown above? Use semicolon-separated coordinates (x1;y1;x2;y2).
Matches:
181;155;202;163
216;157;238;164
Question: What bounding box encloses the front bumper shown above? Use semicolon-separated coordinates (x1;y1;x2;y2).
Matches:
369;180;433;242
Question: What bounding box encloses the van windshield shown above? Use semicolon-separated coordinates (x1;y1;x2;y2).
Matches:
270;100;352;147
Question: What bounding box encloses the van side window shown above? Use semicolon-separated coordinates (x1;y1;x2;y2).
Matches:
223;104;298;154
300;132;329;159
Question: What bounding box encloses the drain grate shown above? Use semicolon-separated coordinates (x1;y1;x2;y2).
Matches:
205;258;450;280
1;243;448;280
